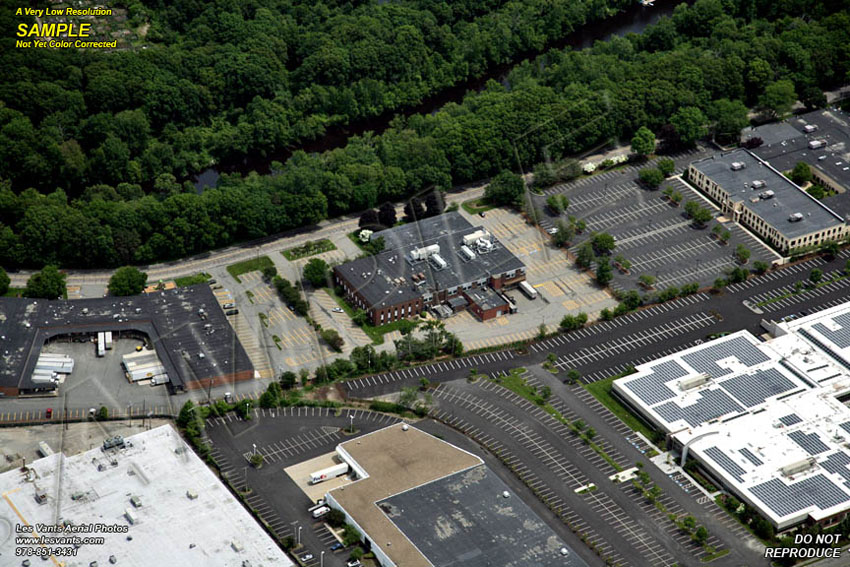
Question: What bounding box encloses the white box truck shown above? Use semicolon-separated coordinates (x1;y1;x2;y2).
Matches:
309;463;349;485
105;332;113;350
518;281;538;300
97;332;106;357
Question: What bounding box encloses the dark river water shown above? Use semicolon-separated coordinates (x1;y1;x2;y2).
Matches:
193;0;689;190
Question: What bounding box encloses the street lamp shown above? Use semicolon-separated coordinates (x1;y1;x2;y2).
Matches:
127;403;131;427
349;414;354;434
297;526;302;545
320;551;325;567
253;443;257;456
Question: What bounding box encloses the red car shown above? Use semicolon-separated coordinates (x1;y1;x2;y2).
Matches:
45;408;53;419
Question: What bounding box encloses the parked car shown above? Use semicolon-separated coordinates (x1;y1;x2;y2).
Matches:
223;302;235;309
45;408;52;419
301;553;314;561
225;309;239;316
330;542;343;551
332;307;344;313
347;560;361;567
208;279;216;285
546;227;559;235
478;212;485;217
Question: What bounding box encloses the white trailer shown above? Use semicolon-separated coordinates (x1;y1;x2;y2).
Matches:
309;463;349;485
97;332;106;357
35;361;74;373
105;331;113;350
518;281;538;300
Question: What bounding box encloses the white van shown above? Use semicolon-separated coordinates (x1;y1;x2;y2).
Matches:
311;506;330;519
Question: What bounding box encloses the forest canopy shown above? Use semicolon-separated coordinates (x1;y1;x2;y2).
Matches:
1;0;849;268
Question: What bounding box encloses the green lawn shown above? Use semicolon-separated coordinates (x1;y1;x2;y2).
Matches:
583;370;657;440
174;273;211;287
324;287;412;345
226;256;273;283
3;287;24;297
282;239;337;261
461;198;497;215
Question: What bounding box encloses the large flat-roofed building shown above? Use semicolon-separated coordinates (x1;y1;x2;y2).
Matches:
741;109;850;198
688;149;848;253
325;423;587;567
0;284;253;397
334;212;526;325
0;424;293;567
613;303;850;530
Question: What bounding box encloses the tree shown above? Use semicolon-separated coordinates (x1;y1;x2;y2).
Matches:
693;526;708;546
24;266;66;299
752;261;769;274
551;220;574;248
484;170;525;208
321;328;344;351
359;209;379;228
800;86;827;111
349;548;364;561
708;98;749;144
378;202;397;228
759;80;796;118
325;509;346;528
596;257;613;286
713;277;727;291
735;245;751;264
591;232;616;255
566;369;581;385
303;258;329;287
403;198;426;222
821;240;840;258
575;242;595;269
108;266;148;296
639;274;656;289
0;266;9;296
670;106;707;147
424;191;444;217
631;126;656;157
262;265;277;281
279;371;297;390
250;453;264;468
656;158;675;177
742;136;763;149
546;194;569;214
789;162;812;185
810;268;823;284
639;167;664;188
97;406;109;421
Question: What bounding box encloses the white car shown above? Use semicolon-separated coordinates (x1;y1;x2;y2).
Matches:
546;227;559;235
347;561;361;567
332;307;344;313
302;553;314;561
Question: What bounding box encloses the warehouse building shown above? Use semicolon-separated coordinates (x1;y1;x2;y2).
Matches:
323;423;587;567
741;109;850;198
334;212;526;325
613;303;850;530
0;284;253;397
688;149;848;253
0;424;293;567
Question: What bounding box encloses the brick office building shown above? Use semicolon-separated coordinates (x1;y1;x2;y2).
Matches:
334;213;526;325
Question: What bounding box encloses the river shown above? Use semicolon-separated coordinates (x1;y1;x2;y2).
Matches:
193;0;689;191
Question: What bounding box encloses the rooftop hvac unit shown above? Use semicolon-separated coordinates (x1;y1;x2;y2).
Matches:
730;161;746;171
804;124;818;133
760;190;775;199
463;230;491;246
788;212;804;222
476;239;493;253
781;457;817;477
678;373;711;391
430;253;448;270
751;180;765;189
808;140;826;149
460;245;476;261
409;244;440;262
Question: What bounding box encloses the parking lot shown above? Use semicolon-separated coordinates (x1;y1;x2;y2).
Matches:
444;207;617;349
206;407;401;567
533;150;780;292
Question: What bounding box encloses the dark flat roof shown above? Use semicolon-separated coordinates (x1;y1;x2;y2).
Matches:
691;149;844;239
743;109;850;194
0;285;253;393
466;286;508;311
336;212;524;309
379;464;588;567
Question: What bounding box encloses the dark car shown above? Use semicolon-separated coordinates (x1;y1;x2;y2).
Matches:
478;212;485;217
330;542;343;551
225;309;239;316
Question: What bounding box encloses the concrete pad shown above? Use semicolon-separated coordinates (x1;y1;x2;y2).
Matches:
283;452;353;502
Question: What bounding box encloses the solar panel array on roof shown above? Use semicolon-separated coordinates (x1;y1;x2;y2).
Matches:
841;421;850;435
812;312;850;349
798;329;850;371
681;337;770;378
718;368;796;408
821;452;850;484
750;475;850;517
779;414;803;426
787;431;831;456
740;448;764;467
654;389;744;427
705;447;746;482
622;360;687;406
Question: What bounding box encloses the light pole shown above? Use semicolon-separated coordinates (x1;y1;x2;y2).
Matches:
127;403;131;427
349;414;354;434
320;551;325;567
297;526;302;546
253;443;257;456
243;466;248;492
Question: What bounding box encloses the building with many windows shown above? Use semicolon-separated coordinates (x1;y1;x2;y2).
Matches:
334;212;526;325
688;149;848;254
